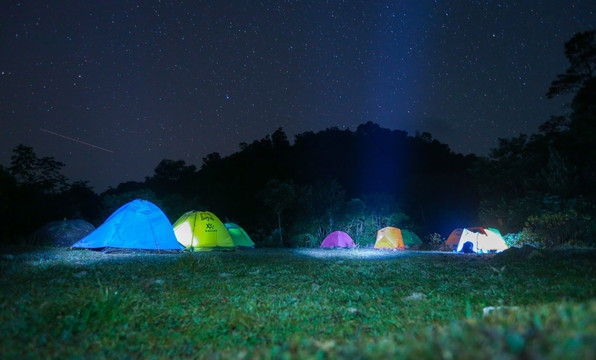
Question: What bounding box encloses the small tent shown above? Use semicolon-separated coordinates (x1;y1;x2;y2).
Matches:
401;229;422;247
320;231;355;248
476;228;508;253
225;223;255;248
446;227;485;248
374;227;405;250
173;211;235;251
72;199;182;251
447;227;508;253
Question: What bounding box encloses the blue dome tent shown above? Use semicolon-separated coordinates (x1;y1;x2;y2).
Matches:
72;199;182;251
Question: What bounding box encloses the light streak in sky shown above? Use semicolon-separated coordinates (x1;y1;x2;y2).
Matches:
39;128;114;153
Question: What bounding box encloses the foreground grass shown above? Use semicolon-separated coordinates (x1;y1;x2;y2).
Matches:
1;247;595;359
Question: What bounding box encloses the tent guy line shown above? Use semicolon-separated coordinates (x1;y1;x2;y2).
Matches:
39;128;114;153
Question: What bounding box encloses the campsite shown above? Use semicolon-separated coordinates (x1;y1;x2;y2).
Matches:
3;199;594;358
1;245;596;358
1;24;596;359
0;198;595;358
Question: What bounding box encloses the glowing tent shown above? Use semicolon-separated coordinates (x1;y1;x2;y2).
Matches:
320;231;355;248
173;211;235;251
446;227;483;248
446;227;508;253
402;229;422;247
72;199;182;251
224;223;255;248
374;227;405;249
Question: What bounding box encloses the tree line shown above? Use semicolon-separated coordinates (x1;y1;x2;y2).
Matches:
1;30;594;247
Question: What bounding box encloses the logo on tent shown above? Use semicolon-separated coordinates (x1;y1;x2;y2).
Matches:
201;213;214;221
205;223;217;232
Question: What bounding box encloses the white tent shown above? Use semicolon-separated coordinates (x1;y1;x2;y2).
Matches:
456;228;508;253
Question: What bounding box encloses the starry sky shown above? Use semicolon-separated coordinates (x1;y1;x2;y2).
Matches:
1;1;594;192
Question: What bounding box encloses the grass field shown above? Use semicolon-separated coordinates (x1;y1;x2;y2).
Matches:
1;247;596;359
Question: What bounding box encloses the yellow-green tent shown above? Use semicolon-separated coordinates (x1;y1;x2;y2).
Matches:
224;223;255;248
173;211;235;251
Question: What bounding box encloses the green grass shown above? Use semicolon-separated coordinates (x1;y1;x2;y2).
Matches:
1;247;595;359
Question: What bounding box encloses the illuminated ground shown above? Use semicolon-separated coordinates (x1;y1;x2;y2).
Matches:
1;247;594;358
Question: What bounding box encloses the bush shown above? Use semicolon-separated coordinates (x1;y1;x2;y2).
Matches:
503;232;524;247
284;212;414;248
258;228;285;247
422;233;452;251
283;191;416;248
520;209;595;248
478;194;565;235
502;230;539;248
345;215;386;247
287;233;320;248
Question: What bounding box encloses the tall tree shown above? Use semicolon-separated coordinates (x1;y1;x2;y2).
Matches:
152;159;197;182
146;159;197;197
546;30;595;98
0;165;19;243
9;144;67;194
262;179;297;246
545;30;596;201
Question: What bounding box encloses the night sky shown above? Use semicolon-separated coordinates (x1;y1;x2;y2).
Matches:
1;1;594;192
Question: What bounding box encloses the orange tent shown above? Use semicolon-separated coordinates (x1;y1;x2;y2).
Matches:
374;227;405;249
445;227;486;248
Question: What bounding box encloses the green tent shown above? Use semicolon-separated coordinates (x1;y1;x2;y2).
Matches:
173;211;235;251
224;223;255;248
402;230;422;247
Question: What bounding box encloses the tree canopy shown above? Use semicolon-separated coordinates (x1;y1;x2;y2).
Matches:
547;30;595;98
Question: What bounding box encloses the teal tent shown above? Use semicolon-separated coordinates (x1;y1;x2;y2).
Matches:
72;199;182;251
402;230;422;247
224;223;255;248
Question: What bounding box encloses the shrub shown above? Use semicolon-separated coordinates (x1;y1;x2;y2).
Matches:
503;232;523;247
521;209;595;248
423;233;451;251
502;230;539;248
427;233;444;246
345;215;385;247
287;233;320;248
283;191;416;248
283;211;414;248
258;228;285;247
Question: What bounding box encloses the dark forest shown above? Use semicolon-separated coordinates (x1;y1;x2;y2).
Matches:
2;30;594;249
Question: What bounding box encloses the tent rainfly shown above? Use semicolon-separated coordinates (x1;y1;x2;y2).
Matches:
401;229;422;247
173;211;235;251
225;223;255;248
320;231;355;248
446;227;509;253
72;199;182;251
374;227;405;250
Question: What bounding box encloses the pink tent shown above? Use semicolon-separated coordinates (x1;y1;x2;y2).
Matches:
320;231;355;248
